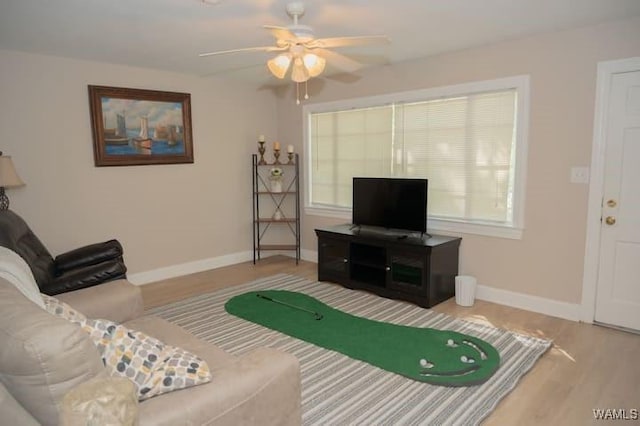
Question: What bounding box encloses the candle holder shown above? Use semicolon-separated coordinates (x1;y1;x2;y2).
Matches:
287;152;295;165
258;141;266;165
273;148;282;165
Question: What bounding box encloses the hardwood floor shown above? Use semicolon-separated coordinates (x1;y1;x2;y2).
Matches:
141;256;640;425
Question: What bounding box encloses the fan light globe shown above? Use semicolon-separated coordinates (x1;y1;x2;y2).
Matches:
291;57;310;82
267;54;291;79
303;53;325;77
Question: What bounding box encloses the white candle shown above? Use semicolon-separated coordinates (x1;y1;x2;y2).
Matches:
274;141;280;150
287;145;294;153
258;134;265;142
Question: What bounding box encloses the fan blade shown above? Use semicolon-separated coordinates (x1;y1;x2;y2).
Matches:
307;35;390;49
263;25;298;44
313;48;362;73
199;46;286;57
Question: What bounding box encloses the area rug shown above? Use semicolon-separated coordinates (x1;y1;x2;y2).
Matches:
225;290;501;386
149;274;551;425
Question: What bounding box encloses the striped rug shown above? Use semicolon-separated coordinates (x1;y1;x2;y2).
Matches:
149;274;551;425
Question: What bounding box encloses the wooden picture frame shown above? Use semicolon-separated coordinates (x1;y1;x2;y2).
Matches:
88;85;194;166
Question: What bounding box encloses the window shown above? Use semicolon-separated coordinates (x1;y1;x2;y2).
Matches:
303;76;529;239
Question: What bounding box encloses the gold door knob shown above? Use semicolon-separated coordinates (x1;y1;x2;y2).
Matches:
605;216;616;225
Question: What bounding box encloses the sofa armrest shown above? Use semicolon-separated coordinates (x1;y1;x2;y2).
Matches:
0;382;39;426
57;279;144;323
54;239;123;274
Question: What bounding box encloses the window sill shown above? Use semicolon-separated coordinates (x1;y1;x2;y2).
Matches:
305;206;523;240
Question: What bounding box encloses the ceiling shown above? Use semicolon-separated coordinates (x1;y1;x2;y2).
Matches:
2;0;640;86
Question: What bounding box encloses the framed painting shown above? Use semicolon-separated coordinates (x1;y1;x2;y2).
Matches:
88;85;194;166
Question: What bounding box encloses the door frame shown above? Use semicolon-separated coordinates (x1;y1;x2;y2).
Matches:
581;56;640;323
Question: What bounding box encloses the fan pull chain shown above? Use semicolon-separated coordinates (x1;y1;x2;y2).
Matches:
296;82;300;105
304;81;309;100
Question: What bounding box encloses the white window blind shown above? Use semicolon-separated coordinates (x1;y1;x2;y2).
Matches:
394;90;517;224
305;76;528;237
310;106;393;209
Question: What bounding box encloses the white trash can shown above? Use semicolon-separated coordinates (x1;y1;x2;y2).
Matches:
455;275;477;307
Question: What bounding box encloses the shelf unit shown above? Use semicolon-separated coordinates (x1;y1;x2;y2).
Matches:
252;153;300;264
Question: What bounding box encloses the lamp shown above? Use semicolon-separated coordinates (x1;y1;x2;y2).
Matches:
0;152;25;210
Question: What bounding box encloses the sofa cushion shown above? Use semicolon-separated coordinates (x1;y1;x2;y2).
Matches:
0;278;105;426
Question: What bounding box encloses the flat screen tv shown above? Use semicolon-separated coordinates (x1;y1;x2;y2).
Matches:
352;177;428;234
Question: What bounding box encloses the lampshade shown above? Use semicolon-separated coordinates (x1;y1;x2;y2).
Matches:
303;53;326;78
267;54;292;79
0;154;24;188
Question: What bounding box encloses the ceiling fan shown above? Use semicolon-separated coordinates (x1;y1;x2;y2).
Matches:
199;2;389;101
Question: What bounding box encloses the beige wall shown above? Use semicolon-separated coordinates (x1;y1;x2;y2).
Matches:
0;49;277;275
277;17;640;304
2;16;639;305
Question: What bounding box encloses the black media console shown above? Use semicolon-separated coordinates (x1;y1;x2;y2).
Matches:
315;224;461;308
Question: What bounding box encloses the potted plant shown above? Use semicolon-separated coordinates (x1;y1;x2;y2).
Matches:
270;167;283;192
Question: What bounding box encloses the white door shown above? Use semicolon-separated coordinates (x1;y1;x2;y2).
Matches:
594;67;640;331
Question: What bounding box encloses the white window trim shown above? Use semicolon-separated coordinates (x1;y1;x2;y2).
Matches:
303;75;530;240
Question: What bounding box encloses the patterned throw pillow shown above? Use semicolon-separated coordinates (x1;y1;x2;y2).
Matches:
81;318;212;400
42;294;87;322
44;296;211;400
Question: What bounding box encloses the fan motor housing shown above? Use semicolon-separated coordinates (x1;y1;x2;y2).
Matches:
288;24;314;42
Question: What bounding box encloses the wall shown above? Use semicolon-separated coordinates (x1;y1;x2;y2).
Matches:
0;49;277;278
276;16;640;305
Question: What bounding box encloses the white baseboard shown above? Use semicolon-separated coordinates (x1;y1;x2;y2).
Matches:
130;248;581;322
303;249;580;322
475;285;581;322
129;249;314;286
128;251;252;285
301;248;318;263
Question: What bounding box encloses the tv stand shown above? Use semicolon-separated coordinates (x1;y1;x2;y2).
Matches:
315;224;461;308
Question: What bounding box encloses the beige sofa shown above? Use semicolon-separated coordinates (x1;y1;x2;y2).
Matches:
0;277;301;425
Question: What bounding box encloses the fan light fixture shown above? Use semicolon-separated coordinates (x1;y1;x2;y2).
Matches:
266;45;327;104
199;2;390;104
266;50;325;82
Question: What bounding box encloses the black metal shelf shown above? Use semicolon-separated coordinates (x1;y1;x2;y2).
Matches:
252;153;300;264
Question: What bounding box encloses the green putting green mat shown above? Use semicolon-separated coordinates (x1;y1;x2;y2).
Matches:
225;290;500;386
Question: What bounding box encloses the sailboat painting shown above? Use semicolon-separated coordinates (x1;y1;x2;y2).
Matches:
89;85;193;166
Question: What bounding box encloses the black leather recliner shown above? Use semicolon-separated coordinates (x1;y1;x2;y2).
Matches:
0;210;127;295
